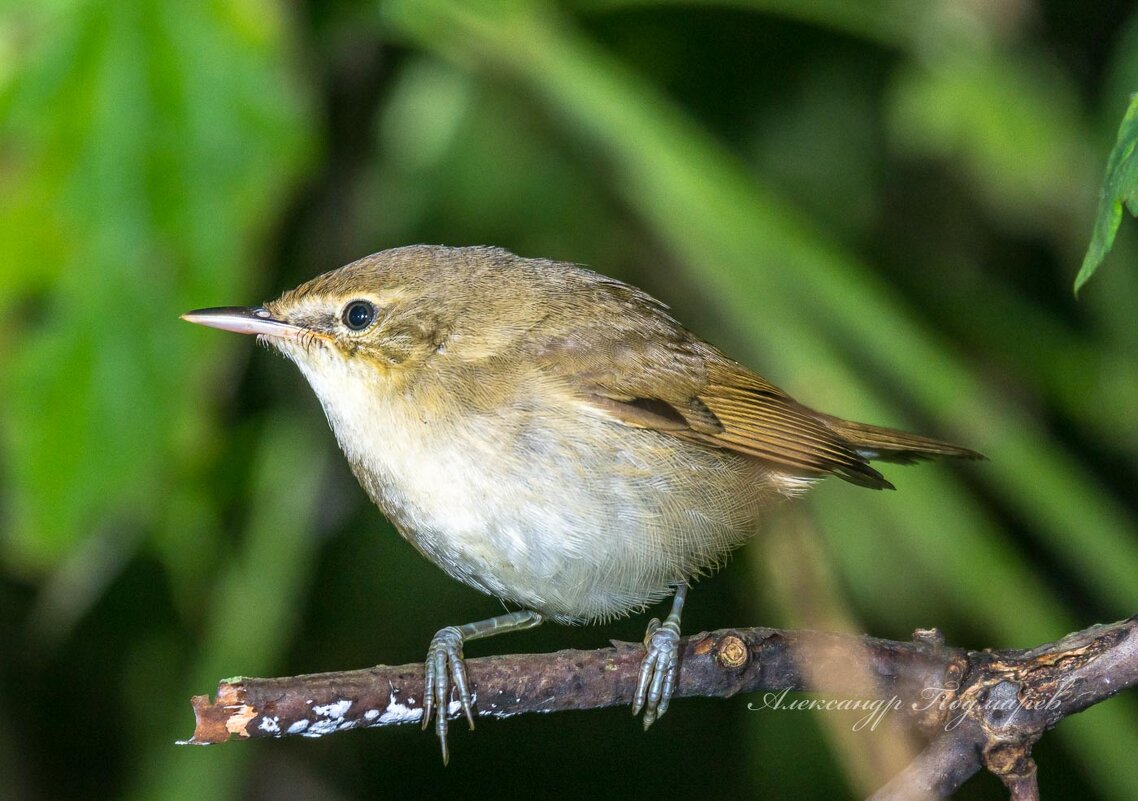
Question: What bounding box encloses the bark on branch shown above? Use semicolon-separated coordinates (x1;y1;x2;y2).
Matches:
183;615;1138;798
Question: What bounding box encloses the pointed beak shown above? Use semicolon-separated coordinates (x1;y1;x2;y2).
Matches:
180;306;306;340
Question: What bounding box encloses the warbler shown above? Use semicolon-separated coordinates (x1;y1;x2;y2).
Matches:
183;245;981;762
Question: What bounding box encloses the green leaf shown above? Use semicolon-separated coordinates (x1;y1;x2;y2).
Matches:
0;0;313;571
1077;92;1138;294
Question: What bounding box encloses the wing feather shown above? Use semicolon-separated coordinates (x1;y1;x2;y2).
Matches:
523;266;977;488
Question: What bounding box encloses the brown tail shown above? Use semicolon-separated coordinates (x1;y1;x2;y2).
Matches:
820;415;985;466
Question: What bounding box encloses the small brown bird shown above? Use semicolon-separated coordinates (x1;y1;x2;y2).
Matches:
183;245;980;761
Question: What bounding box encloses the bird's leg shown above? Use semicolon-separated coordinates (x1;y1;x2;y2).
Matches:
632;582;687;730
422;609;543;764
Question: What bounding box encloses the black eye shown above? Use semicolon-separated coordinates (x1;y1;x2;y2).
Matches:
343;300;376;331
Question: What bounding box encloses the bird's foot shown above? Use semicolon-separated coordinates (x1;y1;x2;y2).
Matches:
419;610;544;764
422;625;475;765
632;611;683;729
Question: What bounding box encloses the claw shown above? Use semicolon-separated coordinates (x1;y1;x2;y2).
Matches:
631;617;662;717
422;626;474;765
636;625;680;729
417;610;545;763
632;585;687;729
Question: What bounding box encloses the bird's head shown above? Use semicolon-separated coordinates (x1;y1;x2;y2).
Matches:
182;245;552;399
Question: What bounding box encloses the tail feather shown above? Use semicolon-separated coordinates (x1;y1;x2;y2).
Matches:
820;415;985;466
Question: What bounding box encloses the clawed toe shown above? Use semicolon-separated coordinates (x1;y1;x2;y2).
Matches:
422;626;475;765
419;610;544;764
632;584;688;729
634;624;681;728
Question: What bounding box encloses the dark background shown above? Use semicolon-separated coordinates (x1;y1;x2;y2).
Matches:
2;1;1137;798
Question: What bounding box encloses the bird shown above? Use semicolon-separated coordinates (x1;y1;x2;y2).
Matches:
182;244;982;762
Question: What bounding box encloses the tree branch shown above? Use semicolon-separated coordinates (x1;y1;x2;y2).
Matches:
182;616;1138;798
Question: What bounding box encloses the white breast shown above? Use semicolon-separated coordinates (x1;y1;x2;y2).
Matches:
292;353;777;623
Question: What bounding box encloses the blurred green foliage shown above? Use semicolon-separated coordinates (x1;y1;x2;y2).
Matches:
2;1;1136;799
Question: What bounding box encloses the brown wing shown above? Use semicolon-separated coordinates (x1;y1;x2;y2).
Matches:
526;276;892;489
688;360;892;488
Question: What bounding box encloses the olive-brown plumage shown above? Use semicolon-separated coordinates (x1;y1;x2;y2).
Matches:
182;244;981;759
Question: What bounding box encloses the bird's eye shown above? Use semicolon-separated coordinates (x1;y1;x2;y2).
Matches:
343;300;376;331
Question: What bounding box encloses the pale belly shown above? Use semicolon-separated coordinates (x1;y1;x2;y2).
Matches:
331;397;783;624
